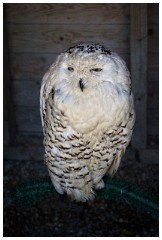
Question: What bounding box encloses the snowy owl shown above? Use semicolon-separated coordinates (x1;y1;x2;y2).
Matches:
40;43;135;202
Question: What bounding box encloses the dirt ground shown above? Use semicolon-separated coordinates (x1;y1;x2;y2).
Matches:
3;150;159;237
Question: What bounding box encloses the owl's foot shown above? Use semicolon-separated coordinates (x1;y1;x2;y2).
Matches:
94;179;105;190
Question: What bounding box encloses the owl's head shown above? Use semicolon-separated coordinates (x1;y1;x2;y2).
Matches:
53;43;130;95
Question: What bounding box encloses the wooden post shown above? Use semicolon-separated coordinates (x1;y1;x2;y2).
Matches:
130;4;147;149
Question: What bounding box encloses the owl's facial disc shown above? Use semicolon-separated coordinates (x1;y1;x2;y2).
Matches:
79;78;84;92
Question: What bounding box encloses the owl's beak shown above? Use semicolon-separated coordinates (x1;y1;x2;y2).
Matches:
79;78;84;92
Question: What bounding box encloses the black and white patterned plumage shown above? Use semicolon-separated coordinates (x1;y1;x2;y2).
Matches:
40;43;135;201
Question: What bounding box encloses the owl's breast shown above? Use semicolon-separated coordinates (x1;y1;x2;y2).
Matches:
54;83;131;134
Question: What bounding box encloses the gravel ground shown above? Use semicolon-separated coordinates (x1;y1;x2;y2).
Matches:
3;149;159;237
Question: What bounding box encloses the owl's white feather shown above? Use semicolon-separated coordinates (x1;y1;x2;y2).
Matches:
40;43;135;201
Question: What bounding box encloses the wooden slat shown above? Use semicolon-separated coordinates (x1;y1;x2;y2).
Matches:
147;3;159;142
7;24;129;53
148;53;159;73
148;96;159;111
148;24;159;54
148;3;159;24
4;7;16;144
4;118;9;145
130;4;147;149
148;70;159;83
4;145;44;161
15;106;43;133
140;149;158;164
5;3;130;24
13;80;40;107
10;53;57;80
147;80;159;109
147;109;159;136
10;52;130;80
148;135;158;148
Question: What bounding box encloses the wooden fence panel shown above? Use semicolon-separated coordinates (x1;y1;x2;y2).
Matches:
5;3;130;24
7;24;129;54
130;4;148;149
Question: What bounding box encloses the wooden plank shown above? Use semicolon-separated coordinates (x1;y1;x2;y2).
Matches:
148;70;159;83
13;80;40;107
147;0;159;117
7;24;129;53
148;3;159;24
5;3;130;24
4;119;9;145
147;108;159;136
10;52;130;80
148;53;159;72
148;134;158;148
130;4;147;149
15;106;43;133
140;149;158;164
148;24;159;54
148;95;159;110
10;53;58;80
147;80;159;109
4;145;44;161
4;7;16;144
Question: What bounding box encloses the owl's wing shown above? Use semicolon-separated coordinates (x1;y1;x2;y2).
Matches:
107;105;135;176
40;62;57;134
107;149;124;175
40;76;47;134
